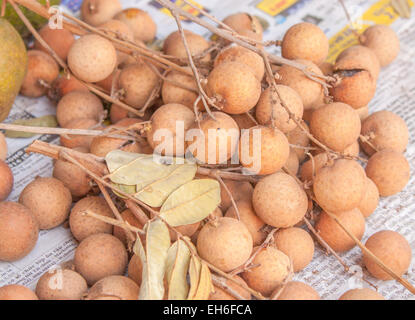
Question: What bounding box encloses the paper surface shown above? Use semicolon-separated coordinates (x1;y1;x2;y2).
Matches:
0;0;414;300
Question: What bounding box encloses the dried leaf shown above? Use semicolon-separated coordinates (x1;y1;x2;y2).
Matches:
160;179;221;226
192;261;214;300
166;239;191;300
5;115;58;138
187;255;202;300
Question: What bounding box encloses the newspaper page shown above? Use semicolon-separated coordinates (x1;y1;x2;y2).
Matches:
0;0;414;300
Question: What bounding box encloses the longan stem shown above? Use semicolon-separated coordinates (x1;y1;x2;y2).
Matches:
211;274;247;300
82;210;145;235
125;200;151;226
214;173;241;221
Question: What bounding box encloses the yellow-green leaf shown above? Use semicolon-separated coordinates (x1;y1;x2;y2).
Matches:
166;239;191;300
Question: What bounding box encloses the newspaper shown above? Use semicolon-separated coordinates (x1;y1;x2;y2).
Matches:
0;0;414;300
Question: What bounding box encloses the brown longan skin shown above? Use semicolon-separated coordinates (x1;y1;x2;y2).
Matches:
363;230;412;280
242;246;291;296
356;105;369;121
0;202;39;262
81;0;122;26
114;8;157;43
231;113;257;130
365;149;410;196
35;269;88;300
74;233;128;286
0;160;13;201
360;110;408;156
19;177;72;230
282;22;329;65
310;102;361;152
286;121;310;161
274;227;315;272
219;179;253;211
127;254;143;287
86;275;139;300
60;118;100;149
161;70;198;109
252;172;308;228
70;196;114;242
336;45;381;80
197;217;253;272
34;25;75;61
358;178;379;218
209;275;251;300
313;159;366;213
49;74;89;101
20;50;59;98
316;208;365;252
256;85;304;133
0;285;38;300
109;103;129;123
343;140;360;157
222;13;263;42
284;148;299;175
0;132;7;161
207;62;261;114
275;281;320;300
53;159;92;198
339;288;384;300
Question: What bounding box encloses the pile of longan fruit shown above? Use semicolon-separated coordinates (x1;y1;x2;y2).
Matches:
0;0;412;300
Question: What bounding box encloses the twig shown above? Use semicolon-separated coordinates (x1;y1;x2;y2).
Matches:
214;173;241;221
82;210;144;235
211;274;247;300
125;199;150;226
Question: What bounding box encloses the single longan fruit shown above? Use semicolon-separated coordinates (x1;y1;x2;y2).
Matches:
127;254;142;286
358;178;379;218
336;45;381;80
49;74;89;101
365;149;410;196
197;217;253;272
147;103;195;157
161;70;198;109
214;46;264;81
299;152;329;182
114;8;156;43
36;269;87;300
0;202;39;261
252;172;308;228
70;196;114;242
284;148;299;175
81;0;122;26
360;110;408;155
110;103;129;123
225;200;266;246
68;34;117;83
117;62;158;108
74;233;128;285
363;230;412;280
187;112;240;164
242;246;291;296
0;132;7;161
0;285;38;300
313;159;366;212
255;85;304;133
360;25;400;67
60;118;100;150
95;68;120;93
113;209;144;246
222;13;263;42
310;102;361;151
282;22;329;65
316;208;365;252
20;50;59;98
0;160;13;201
275;281;320;300
274;227;314;272
53;159;92;198
86;275;139;300
34;25;75;61
339;288;384;300
56;91;104;128
239;126;290;175
209;275;251;300
275;59;324;110
286;121;310;161
19;177;72;230
219;179;253;211
232;113;257;130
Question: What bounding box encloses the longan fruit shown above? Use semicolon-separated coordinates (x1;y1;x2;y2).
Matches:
275;59;324;110
56;90;104;128
127;254;142;286
109;103;129;123
310;102;361;152
360;25;399;67
20;50;59;98
214;46;264;81
81;0;122;26
255;85;304;133
356;105;369;121
147;103;195;157
358;178;379;218
231;113;257;130
197;217;253;272
161;70;198;109
363;230;411;280
0;202;39;261
319;62;333;76
222;13;263;42
207;62;261;114
365;149;410;196
242;246;291;296
360;110;408;155
69;196;114;242
86;275;139;300
19;177;72;230
313;159;366;213
35;269;87;300
34;25;75;61
209;275;251;300
239;126;290;175
53;159;92;198
170;222;200;242
282;22;329;65
68;34;117;83
187;111;240;164
114;8;156;43
117;62;158;108
74;233;128;285
274;281;320;300
299;152;329;182
274;227;314;272
286;121;310;161
284;148;299;175
339;288;384;300
219;179;253;211
343;140;360;157
95;68;120;93
252;172;308;228
0;132;7;161
49;74;89;101
336;45;381;80
315;208;365;252
0;285;38;300
0;160;13;201
225;200;266;246
60;118;100;150
113;209;144;246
